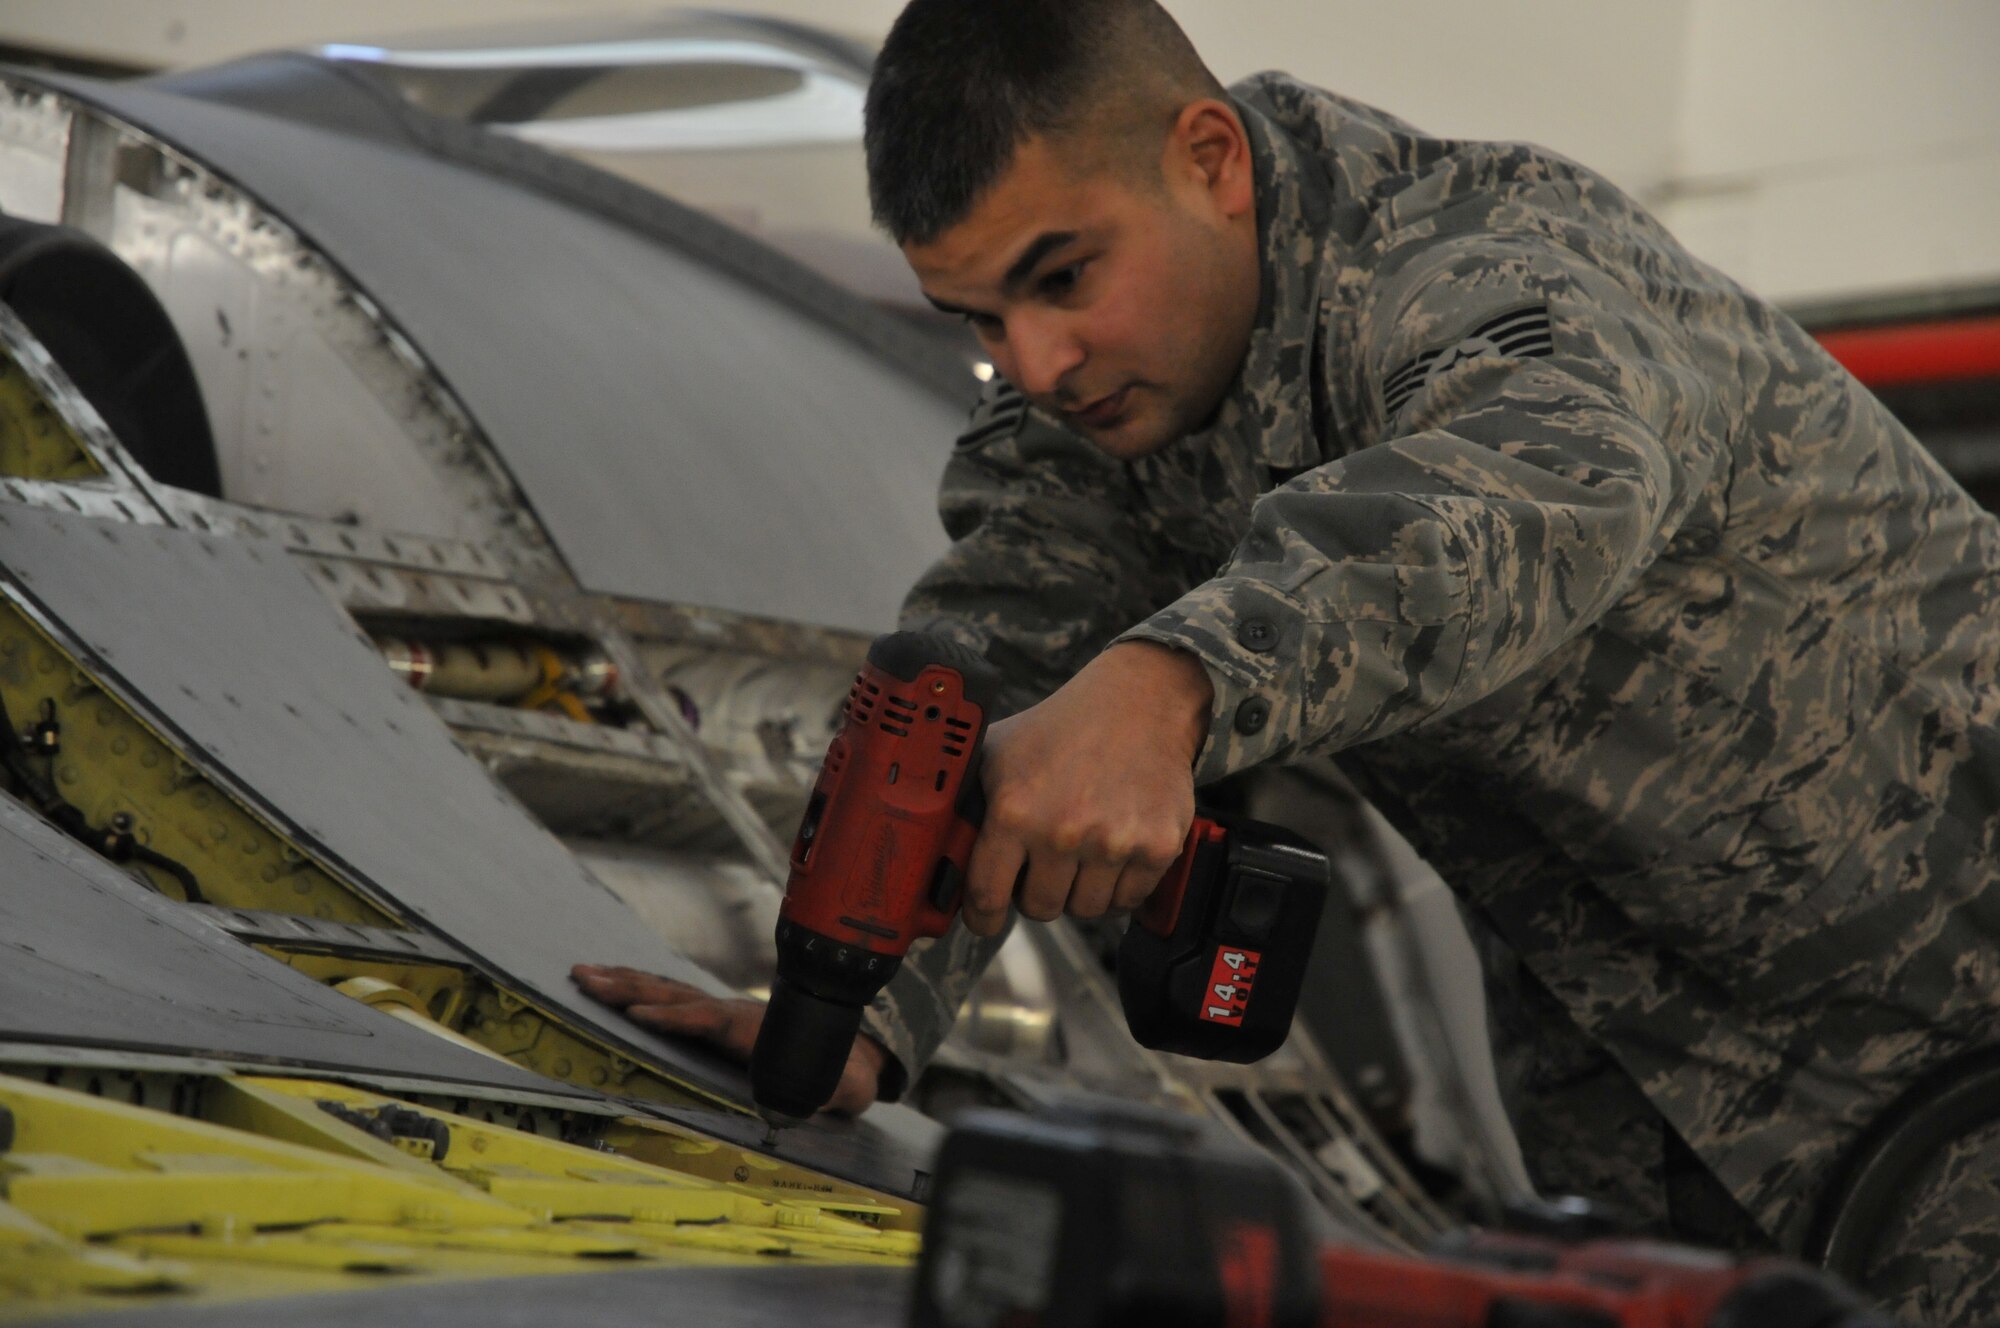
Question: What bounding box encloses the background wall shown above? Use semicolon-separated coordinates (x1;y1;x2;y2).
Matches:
1667;0;2000;308
3;0;1995;309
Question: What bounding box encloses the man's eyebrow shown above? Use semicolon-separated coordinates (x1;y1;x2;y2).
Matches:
1001;231;1080;295
923;292;979;318
919;230;1082;318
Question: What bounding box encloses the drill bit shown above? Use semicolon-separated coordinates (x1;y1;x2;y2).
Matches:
756;1106;799;1149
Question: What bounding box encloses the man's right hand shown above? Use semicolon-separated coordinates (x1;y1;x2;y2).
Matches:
962;640;1209;937
569;964;889;1115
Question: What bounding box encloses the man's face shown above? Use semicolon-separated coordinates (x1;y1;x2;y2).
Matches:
902;117;1259;460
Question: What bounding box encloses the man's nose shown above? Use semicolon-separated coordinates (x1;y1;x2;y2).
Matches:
1002;311;1085;400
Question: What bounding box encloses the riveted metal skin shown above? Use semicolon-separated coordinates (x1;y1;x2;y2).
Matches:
0;504;940;1193
22;68;963;634
0;335;100;483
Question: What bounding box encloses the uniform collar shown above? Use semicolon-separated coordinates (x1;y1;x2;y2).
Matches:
1199;97;1333;474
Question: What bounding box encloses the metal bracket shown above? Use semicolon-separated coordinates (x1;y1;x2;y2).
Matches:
184;905;475;968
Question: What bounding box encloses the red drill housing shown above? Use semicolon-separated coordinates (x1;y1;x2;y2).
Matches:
782;634;994;952
750;632;1330;1122
751;632;1003;1121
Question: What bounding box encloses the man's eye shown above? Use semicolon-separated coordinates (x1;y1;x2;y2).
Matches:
1040;262;1086;298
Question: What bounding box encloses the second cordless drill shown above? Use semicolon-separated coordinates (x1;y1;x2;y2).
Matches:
748;631;1331;1129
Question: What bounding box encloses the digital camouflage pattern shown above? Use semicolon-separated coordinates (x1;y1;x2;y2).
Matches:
865;72;2000;1316
1861;1117;2000;1324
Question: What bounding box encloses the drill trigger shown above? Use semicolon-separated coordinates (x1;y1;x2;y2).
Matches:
928;859;964;913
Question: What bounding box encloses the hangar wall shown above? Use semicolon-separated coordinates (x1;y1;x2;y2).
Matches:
0;0;1995;306
1666;0;2000;306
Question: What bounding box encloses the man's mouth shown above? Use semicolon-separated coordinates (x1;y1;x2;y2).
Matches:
1063;385;1131;430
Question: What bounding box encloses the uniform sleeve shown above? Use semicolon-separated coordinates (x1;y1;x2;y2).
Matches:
861;377;1187;1098
898;378;1188;704
858;919;998;1102
1117;230;1731;784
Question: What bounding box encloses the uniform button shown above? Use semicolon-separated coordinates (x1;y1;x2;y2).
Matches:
1237;618;1277;652
1235;698;1270;735
1672;527;1721;557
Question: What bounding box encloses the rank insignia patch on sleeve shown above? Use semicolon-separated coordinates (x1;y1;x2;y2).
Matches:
1382;304;1554;422
957;378;1029;448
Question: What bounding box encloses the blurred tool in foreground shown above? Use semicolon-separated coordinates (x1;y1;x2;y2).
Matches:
912;1103;1898;1328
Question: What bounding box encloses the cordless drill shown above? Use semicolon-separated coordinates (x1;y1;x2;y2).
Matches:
748;631;1331;1130
911;1105;1895;1328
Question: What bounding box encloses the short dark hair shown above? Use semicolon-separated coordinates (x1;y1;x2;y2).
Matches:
865;0;1225;246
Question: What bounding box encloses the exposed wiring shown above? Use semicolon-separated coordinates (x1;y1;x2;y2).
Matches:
0;690;204;903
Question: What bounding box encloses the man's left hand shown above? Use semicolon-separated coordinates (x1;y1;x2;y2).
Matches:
569;965;890;1114
961;641;1213;936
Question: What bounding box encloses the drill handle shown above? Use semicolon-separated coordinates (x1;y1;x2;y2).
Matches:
850;633;1236;943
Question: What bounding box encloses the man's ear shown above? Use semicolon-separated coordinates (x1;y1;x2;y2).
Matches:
1172;98;1253;220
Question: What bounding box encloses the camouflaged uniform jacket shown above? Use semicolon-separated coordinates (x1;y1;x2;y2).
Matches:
861;72;2000;1248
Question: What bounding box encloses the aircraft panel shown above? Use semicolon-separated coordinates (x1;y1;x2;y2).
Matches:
0;506;739;1097
0;792;583;1097
30;72;962;635
642;1091;943;1195
55;1264;912;1328
0;502;943;1197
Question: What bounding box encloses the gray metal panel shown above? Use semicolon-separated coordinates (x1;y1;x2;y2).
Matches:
182;904;479;967
0;507;731;1094
56;1265;912;1328
35;73;960;634
0;793;579;1097
647;1096;940;1193
144;49;972;395
0;505;941;1196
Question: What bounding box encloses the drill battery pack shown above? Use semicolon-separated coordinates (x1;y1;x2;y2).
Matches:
1118;814;1331;1063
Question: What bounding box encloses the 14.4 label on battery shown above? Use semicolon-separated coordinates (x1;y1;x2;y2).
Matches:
1200;945;1261;1025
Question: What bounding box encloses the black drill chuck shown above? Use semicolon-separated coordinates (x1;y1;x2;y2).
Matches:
751;977;866;1122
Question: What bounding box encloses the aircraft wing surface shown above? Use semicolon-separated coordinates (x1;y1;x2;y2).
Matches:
30;71;960;634
58;1264;912;1328
0;788;589;1099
